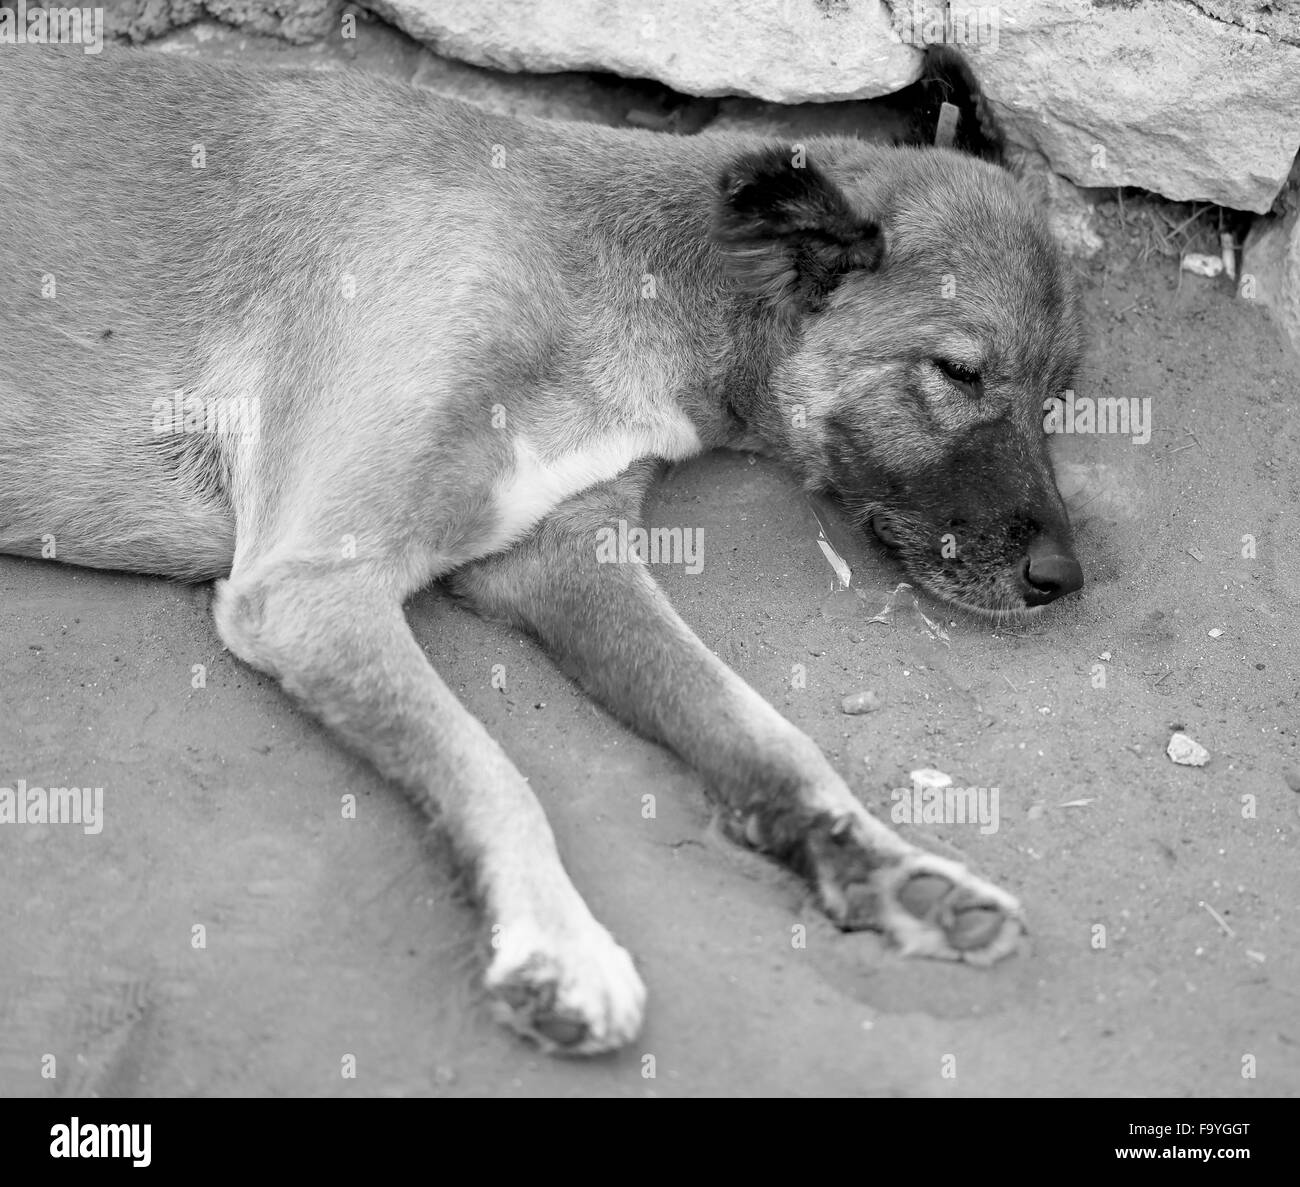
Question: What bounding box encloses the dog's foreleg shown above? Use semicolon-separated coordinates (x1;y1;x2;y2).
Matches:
213;562;644;1054
454;478;1025;965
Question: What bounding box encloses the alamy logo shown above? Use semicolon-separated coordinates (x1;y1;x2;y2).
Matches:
1043;389;1152;445
50;1117;151;1167
152;391;261;442
0;3;104;54
0;779;103;834
595;518;703;574
892;3;1000;49
891;769;1000;834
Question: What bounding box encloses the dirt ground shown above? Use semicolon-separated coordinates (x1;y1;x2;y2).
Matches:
1;25;1297;1099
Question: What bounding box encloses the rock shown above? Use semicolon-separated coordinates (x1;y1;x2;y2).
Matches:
909;768;953;792
841;690;882;715
107;0;343;44
1283;769;1300;794
1187;0;1300;45
1242;163;1300;356
1182;254;1225;278
1014;150;1104;259
1166;732;1210;767
969;1;1300;214
368;0;917;102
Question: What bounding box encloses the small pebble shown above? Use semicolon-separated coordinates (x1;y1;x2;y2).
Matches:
1181;253;1223;277
1167;732;1210;767
841;690;882;715
910;767;953;791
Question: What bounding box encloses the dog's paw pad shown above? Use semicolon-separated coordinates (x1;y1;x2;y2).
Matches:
947;904;1009;951
533;1013;590;1048
896;873;953;918
896;872;1007;949
878;854;1025;963
809;818;1024;964
486;925;645;1056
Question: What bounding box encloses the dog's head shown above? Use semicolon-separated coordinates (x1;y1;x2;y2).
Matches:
712;143;1085;617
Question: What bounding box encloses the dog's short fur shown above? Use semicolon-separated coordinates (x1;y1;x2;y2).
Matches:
0;47;1085;1053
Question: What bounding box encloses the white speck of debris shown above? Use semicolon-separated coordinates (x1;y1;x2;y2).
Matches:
1167;731;1210;766
1245;950;1266;964
1207;628;1224;638
815;533;852;588
1060;799;1095;808
910;768;953;793
1098;651;1111;661
1026;802;1046;821
1181;253;1223;277
1199;900;1235;937
1220;231;1237;281
1187;547;1206;563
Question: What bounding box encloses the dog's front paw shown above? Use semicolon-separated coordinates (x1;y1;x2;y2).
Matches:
806;815;1025;964
485;919;646;1056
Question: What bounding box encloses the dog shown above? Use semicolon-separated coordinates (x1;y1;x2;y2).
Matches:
0;44;1084;1055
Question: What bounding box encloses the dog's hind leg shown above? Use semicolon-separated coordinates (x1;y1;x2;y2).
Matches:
453;467;1025;965
212;559;644;1055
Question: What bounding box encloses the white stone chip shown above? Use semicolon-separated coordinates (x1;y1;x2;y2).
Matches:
1167;732;1210;766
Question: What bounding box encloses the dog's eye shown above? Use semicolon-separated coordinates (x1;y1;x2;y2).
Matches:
934;358;982;394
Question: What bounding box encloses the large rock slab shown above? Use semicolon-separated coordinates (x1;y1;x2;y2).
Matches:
968;0;1300;214
366;0;919;102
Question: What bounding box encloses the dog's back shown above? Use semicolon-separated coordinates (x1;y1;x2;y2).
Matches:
1;51;747;578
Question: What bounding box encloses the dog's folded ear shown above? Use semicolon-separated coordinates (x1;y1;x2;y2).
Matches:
713;146;883;314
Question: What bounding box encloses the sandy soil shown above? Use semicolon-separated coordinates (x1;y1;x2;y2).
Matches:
1;29;1297;1099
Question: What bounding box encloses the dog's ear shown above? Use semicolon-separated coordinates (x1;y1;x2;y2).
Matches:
713;146;883;313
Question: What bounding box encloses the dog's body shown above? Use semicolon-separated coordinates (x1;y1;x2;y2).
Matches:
1;48;1084;1053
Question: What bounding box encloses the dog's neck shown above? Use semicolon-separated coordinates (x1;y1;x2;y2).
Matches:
710;293;800;449
553;126;802;454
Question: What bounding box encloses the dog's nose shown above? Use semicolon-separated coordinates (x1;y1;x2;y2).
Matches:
1021;536;1084;605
